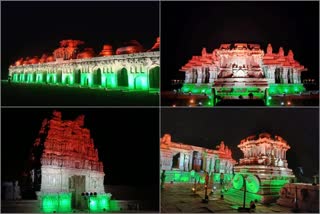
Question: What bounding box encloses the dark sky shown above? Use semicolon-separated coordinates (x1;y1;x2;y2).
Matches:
1;1;159;79
2;108;159;188
161;1;319;90
161;108;319;178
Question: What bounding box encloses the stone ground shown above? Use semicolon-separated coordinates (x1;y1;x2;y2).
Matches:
161;183;293;213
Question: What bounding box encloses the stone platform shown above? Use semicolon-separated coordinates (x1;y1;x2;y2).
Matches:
161;183;293;213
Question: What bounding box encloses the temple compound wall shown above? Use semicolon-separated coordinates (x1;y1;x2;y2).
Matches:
9;38;160;91
160;134;237;183
180;43;307;102
29;111;110;212
230;133;295;204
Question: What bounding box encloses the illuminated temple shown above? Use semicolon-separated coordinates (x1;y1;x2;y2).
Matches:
160;134;237;183
8;38;160;91
180;43;307;104
231;133;295;204
28;111;111;212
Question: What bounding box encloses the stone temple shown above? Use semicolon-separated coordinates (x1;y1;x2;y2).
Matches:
230;133;295;204
160;134;237;183
8;38;160;91
180;43;307;104
28;111;110;212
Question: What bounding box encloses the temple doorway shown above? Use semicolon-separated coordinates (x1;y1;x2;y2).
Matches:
117;68;129;87
74;70;81;84
172;153;180;169
65;76;70;85
149;66;159;88
69;175;86;210
93;68;102;86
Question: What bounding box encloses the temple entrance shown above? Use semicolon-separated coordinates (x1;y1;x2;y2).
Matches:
93;69;102;86
65;76;70;85
57;71;62;83
74;70;81;84
69;175;86;210
172;153;180;169
192;69;198;83
149;66;159;88
117;68;128;87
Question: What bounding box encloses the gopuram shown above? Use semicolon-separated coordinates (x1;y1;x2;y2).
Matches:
230;133;295;204
28;111;110;212
160;134;237;183
179;43;307;104
8;38;160;91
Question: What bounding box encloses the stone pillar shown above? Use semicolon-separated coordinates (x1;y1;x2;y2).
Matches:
189;152;193;171
179;153;185;170
197;68;202;84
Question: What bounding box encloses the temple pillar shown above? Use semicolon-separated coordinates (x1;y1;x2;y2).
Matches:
189;152;193;170
196;68;202;83
179;153;185;170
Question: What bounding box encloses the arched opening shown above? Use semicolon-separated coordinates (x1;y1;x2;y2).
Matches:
57;71;62;83
172;153;180;169
192;69;198;83
117;68;128;87
74;70;81;84
275;68;280;83
93;68;102;86
33;73;36;82
149;66;160;88
204;67;210;83
65;76;70;85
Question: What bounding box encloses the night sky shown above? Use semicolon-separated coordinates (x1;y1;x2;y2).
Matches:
2;108;159;188
1;1;159;79
161;1;319;90
161;108;319;178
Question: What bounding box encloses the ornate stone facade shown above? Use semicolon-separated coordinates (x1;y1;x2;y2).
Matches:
180;43;307;101
29;111;105;196
160;134;236;174
233;133;295;203
9;38;160;90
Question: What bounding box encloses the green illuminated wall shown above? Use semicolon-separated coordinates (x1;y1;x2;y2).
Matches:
89;194;112;212
133;75;148;90
10;67;160;91
268;84;305;95
40;193;112;213
102;73;117;88
81;73;93;87
47;74;57;84
41;193;71;213
181;83;212;94
62;73;74;85
163;171;233;184
36;73;44;83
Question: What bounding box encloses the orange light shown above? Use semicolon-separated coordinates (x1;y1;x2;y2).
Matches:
287;101;291;105
190;99;194;104
172;104;176;107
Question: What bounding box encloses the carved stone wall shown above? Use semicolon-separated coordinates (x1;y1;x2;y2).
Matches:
30;111;105;195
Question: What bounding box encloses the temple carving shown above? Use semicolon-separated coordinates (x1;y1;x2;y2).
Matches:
29;111;108;210
180;43;307;103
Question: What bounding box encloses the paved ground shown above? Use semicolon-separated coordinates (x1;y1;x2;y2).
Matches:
161;183;292;213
